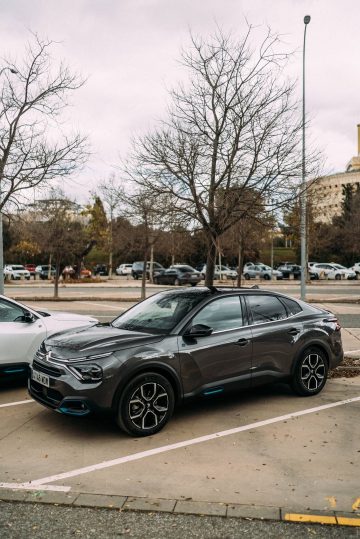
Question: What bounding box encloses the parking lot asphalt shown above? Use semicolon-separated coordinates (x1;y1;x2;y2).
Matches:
1;282;360;533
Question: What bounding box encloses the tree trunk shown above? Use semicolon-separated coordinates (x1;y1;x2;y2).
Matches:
54;256;60;299
237;238;243;288
205;239;216;287
141;255;148;300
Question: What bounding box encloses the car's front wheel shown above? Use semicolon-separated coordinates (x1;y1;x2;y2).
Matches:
244;273;251;280
291;347;328;396
263;274;270;280
335;274;341;280
117;372;175;436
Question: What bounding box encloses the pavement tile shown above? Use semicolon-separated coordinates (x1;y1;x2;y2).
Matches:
0;489;29;502
74;493;126;509
25;491;78;505
227;504;280;520
174;500;227;517
123;497;176;513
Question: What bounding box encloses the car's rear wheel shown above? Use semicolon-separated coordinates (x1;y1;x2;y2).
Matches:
190;283;197;287
117;373;175;436
263;274;270;280
244;273;251;280
291;347;328;396
335;274;341;280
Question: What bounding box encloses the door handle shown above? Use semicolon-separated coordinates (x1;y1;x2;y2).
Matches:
288;328;300;335
236;338;250;346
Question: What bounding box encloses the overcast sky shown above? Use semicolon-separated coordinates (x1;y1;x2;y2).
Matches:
1;0;359;202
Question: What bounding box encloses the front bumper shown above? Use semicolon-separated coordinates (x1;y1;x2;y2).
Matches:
28;354;122;416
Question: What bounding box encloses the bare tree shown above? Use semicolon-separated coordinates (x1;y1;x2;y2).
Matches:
0;34;88;293
125;27;316;285
97;173;124;277
29;190;87;298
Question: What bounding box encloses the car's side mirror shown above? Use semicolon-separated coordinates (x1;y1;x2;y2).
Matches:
23;311;35;323
184;324;213;338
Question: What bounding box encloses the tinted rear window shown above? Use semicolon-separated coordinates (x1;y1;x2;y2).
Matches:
280;297;302;316
247;295;288;325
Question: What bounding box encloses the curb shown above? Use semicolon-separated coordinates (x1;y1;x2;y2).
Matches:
0;489;359;527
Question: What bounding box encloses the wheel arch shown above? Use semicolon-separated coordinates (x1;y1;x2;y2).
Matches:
291;340;330;375
111;362;183;412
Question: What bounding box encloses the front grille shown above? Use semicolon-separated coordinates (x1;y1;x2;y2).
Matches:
33;358;63;377
29;380;63;408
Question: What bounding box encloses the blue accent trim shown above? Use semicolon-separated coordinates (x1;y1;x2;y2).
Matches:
58;405;90;416
3;367;27;374
203;387;224;396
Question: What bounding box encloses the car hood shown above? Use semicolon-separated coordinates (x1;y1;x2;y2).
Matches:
45;324;164;355
41;311;97;323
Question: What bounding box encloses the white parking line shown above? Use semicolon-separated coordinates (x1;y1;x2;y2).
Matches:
3;395;358;491
0;399;34;409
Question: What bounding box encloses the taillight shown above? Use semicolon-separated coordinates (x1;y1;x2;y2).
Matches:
324;317;341;331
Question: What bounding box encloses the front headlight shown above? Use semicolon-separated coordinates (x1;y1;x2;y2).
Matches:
69;364;103;383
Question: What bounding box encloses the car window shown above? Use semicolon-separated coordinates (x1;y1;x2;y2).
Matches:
191;296;243;332
247;295;288;325
280;297;302;316
0;298;25;322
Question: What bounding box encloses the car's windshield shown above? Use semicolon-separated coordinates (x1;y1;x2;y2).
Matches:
112;291;208;335
12;265;25;270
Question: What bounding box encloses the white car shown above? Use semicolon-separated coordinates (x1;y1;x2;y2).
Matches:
4;264;30;280
200;264;237;280
311;263;356;280
243;264;283;280
350;262;360;278
0;295;98;376
116;263;133;276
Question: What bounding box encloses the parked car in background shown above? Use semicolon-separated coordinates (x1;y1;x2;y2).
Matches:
154;265;202;286
243;264;283;280
0;295;97;377
80;268;92;278
35;265;56;280
311;263;356;280
93;264;108;276
24;264;36;277
276;263;301;279
350;262;360;277
131;261;165;280
29;287;343;436
4;265;31;280
199;264;237;280
116;264;133;276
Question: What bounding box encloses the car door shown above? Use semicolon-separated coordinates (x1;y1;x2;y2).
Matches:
244;294;304;385
177;295;252;397
0;298;46;368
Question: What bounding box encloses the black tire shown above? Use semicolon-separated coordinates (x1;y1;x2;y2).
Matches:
263;274;270;280
291;347;328;396
154;277;159;285
244;273;251;280
335;274;341;280
117;372;175;436
133;273;139;280
190;283;197;287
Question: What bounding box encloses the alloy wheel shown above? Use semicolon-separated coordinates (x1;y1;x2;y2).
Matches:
300;352;325;391
128;382;169;430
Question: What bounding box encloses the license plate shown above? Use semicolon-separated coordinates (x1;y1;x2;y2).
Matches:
32;369;50;387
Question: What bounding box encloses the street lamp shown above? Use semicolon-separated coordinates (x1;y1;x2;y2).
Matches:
0;66;18;295
300;15;311;301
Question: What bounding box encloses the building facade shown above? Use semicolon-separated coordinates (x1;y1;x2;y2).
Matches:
310;125;360;223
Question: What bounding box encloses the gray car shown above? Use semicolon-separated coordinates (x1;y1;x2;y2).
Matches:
29;287;343;437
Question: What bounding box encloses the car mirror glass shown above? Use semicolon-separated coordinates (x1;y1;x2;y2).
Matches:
184;324;213;338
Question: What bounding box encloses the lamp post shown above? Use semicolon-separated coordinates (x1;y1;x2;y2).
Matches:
0;66;18;295
300;15;311;301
